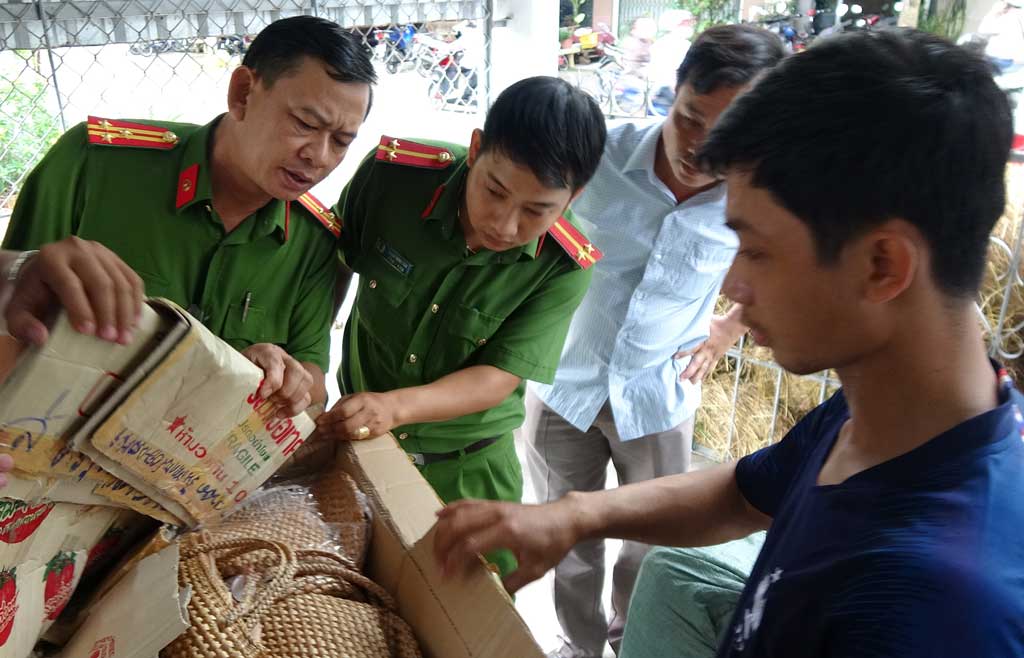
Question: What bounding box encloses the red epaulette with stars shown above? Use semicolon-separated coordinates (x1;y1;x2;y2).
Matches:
86;116;180;149
375;135;455;169
545;217;602;269
296;192;341;238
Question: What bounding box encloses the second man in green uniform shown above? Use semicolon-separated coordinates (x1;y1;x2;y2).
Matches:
315;77;607;572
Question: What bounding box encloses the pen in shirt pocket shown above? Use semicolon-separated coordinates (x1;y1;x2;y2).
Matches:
242;291;252;323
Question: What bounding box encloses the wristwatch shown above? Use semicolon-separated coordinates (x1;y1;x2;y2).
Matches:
5;250;38;283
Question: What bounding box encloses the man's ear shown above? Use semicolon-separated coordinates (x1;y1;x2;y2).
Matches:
861;221;920;304
467;128;484;167
227;66;258;121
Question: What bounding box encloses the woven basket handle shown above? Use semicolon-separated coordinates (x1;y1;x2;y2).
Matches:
182;536;298;630
292;549;400;612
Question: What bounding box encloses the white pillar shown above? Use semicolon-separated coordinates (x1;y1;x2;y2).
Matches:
489;0;558;99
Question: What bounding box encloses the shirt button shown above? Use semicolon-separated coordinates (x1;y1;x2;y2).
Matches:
204;204;212;213
369;279;378;289
655;253;663;260
476;338;487;346
637;292;646;300
408;354;418;364
430;303;440;314
398;432;409;440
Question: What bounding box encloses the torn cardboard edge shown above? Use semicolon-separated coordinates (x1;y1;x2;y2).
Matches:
341;435;544;658
55;544;188;658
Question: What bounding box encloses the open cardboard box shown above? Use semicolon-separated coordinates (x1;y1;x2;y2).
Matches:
332;434;544;658
57;434;545;658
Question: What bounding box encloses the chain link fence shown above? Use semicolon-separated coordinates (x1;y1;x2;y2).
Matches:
0;0;492;210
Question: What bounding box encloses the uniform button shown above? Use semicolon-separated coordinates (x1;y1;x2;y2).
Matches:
398;432;409;440
369;279;378;289
655;253;663;260
204;204;212;213
430;304;440;314
476;338;487;346
408;354;418;364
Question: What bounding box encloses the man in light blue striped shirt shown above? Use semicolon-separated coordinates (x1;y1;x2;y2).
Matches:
526;26;786;658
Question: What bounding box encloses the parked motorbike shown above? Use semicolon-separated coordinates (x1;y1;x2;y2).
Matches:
215;35;250;56
428;50;478;110
412;32;456;78
375;24;418;74
129;38;205;56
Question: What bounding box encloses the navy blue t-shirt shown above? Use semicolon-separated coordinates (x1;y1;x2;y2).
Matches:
718;371;1024;658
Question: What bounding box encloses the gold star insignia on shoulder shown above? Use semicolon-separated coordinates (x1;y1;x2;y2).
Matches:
374;135;456;169
87;116;180;150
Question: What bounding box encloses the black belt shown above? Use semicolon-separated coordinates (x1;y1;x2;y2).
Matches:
407;436;502;466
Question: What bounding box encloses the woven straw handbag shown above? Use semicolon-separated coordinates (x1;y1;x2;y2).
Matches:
163;539;422;658
311;468;372;568
163;536;298;658
198;487;339;577
260;549;422;658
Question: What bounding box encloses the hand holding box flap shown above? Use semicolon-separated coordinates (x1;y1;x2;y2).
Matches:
85;300;315;526
0;305;172;478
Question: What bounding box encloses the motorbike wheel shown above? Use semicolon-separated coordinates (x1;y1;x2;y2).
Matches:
578;72;612;109
612;74;648;116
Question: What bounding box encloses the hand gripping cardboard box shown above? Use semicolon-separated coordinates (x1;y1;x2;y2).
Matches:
71;299;315;527
333;435;545;658
0;302;187;523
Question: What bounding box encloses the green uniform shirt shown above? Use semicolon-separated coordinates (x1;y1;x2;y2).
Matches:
336;139;595;453
3;116;337;372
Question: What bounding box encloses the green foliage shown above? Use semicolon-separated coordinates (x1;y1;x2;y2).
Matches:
918;0;966;40
677;0;736;32
0;54;58;204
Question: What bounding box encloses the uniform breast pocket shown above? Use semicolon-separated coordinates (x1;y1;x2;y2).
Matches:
666;242;735;301
355;257;414;340
425;304;506;380
221;304;288;351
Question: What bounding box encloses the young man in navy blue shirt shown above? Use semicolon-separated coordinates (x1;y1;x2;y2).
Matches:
434;28;1024;657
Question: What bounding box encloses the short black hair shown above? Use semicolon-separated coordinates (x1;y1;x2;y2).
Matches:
699;29;1013;298
480;76;606;191
242;16;376;100
676;24;787;94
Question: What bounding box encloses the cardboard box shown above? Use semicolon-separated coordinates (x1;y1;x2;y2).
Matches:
76;299;315;527
51;433;545;658
55;545;187;658
337;435;544;658
0;549;88;658
0;500;133;571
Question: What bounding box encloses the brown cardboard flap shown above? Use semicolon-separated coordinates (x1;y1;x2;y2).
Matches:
339;434;544;658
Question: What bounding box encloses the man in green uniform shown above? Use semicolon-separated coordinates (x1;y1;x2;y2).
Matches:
314;76;607;574
2;16;375;417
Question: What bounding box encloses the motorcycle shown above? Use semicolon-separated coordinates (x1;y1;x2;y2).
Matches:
377;24;418;74
215;35;250;56
129;38;205;56
428;50;478;110
412;32;456;78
